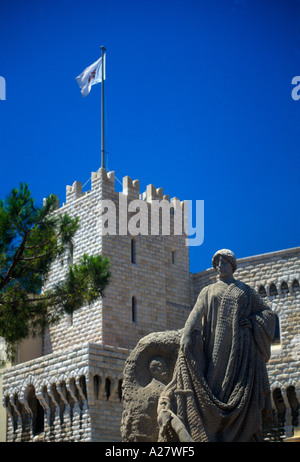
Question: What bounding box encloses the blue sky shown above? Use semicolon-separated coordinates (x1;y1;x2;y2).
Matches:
0;0;299;273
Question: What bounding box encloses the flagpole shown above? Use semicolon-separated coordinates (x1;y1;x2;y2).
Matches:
101;46;106;169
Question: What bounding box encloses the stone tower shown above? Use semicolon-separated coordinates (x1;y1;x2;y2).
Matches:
0;167;193;442
43;167;192;354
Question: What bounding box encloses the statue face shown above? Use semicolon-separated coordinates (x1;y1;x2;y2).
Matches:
215;255;234;281
149;357;170;383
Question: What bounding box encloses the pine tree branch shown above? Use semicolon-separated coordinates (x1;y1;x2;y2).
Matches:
1;291;65;307
20;248;57;262
25;234;59;250
0;231;30;292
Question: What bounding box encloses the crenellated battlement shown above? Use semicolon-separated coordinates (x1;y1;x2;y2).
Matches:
66;180;83;202
58;168;185;208
64;167;116;205
123;175;140;197
146;184;168;201
91;167;115;186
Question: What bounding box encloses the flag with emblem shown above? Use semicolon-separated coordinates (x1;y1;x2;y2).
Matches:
75;53;106;97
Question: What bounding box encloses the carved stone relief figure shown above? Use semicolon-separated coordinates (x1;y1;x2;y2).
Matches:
120;330;181;442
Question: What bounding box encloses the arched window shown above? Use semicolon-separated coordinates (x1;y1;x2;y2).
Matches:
7;395;19;432
131;238;136;264
272;388;286;427
132;296;137;323
272;315;280;344
105;378;111;400
269;283;278;296
280;281;289;295
292;279;300;293
94;375;101;399
286;386;300;427
79;375;87;399
26;386;44;436
258;285;267;298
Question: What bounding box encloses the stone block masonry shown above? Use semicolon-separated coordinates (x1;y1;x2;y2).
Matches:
2;343;130;442
1;165;299;441
43;167;191;354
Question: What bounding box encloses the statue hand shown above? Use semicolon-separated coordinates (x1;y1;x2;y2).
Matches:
180;332;191;352
157;409;172;431
157;395;171;414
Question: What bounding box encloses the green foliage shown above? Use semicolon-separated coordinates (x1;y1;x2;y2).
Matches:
0;184;110;358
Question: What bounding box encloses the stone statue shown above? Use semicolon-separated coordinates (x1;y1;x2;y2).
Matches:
121;249;276;442
120;330;181;442
157;249;276;442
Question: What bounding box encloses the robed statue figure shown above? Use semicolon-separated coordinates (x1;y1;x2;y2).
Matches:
157;249;276;442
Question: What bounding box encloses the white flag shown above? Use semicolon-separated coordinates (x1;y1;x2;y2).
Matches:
75;54;106;97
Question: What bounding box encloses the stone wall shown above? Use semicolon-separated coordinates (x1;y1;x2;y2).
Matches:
42;172;107;353
43;167;191;354
2;343;129;442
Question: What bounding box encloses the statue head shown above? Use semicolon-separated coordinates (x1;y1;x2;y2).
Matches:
212;249;237;280
148;356;170;384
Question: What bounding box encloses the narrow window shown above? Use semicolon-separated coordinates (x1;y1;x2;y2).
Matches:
27;386;44;436
286;386;300;427
171;250;176;264
280;281;289;295
272;315;280;344
258;286;267;298
105;378;111;400
94;375;101;399
272;388;286;427
132;296;137;323
269;283;278;296
34;397;45;435
292;279;300;292
79;375;87;399
131;238;136;264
